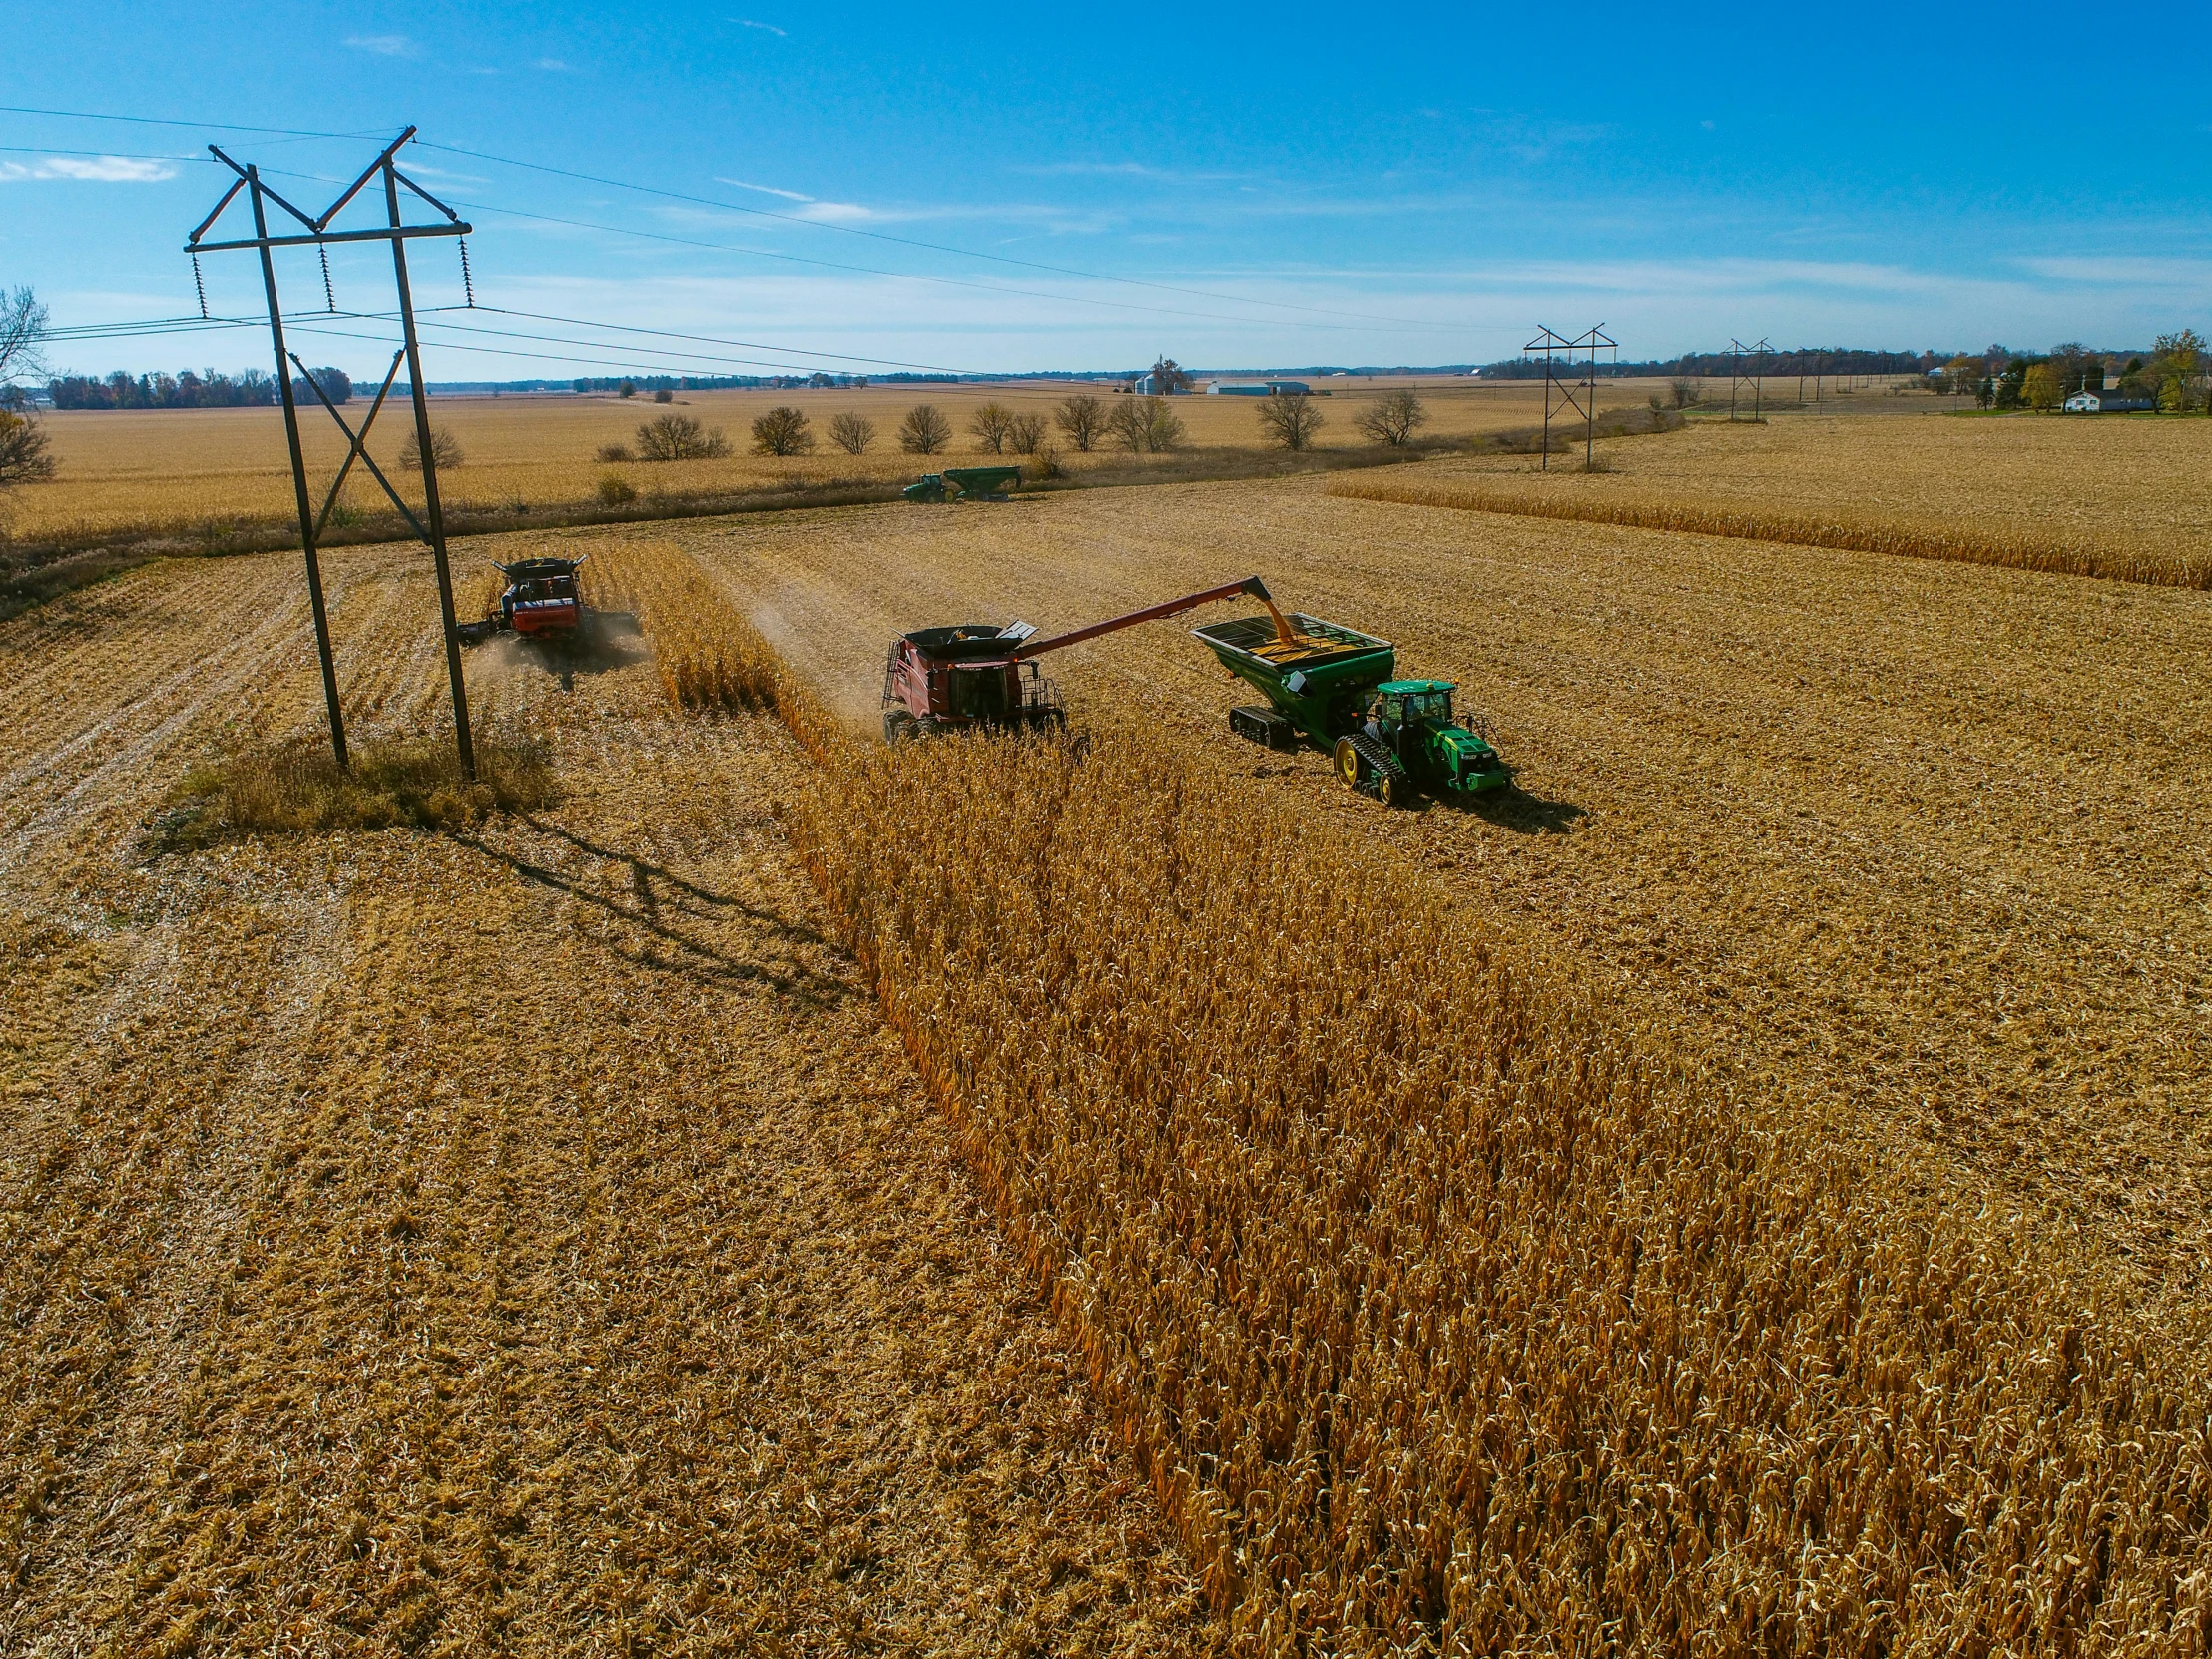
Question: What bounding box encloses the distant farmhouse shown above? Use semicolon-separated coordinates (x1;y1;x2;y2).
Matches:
2063;389;2155;413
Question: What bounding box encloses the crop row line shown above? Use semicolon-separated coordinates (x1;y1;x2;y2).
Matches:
1327;475;2212;591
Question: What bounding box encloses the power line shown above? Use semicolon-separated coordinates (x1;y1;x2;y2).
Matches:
4;102;1505;340
0;103;373;141
42;307;985;377
446;195;1431;336
247;159;1428;339
419;139;1489;335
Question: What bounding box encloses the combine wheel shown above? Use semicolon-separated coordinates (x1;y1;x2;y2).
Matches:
883;709;918;744
1376;767;1412;808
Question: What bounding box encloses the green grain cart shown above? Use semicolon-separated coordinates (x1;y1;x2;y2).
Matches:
1192;612;1507;805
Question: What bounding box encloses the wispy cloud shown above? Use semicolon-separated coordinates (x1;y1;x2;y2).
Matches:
344;33;418;57
0;155;179;183
714;177;872;221
717;176;814;202
536;57;572;72
732;17;787;35
2017;256;2212;286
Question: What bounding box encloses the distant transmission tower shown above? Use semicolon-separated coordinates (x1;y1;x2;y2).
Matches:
185;126;479;776
1526;324;1618;470
1728;337;1772;422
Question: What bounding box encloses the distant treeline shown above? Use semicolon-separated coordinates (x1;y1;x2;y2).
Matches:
50;368;276;409
569;371;883;393
46;367;359;409
1480;349;1946;380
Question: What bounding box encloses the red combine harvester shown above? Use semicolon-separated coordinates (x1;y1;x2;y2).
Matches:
459;556;588;644
881;575;1284;741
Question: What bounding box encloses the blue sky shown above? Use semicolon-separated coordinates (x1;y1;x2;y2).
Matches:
4;1;2208;382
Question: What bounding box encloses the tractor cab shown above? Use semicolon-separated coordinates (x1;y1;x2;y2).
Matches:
1366;678;1508;794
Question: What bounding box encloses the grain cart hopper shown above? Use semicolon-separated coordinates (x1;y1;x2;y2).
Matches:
457;555;588;644
902;465;1025;503
882;575;1283;741
1194;615;1507;805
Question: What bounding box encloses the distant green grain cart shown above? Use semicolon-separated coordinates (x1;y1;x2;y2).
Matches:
1191;613;1396;749
902;465;1025;503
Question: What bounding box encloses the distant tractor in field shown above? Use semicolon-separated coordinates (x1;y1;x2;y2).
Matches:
901;465;1024;503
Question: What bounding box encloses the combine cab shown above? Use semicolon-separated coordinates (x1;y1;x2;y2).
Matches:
881;623;1064;740
458;556;587;644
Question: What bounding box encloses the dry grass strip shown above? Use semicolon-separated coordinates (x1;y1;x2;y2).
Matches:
616;539;2212;1655
1327;472;2212;590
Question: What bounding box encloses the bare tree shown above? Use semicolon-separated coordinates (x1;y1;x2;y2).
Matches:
653;387;674;404
398;425;465;468
634;413;733;460
0;287;49;396
751;405;816;456
968;402;1016;453
1256;390;1324;451
828;411;875;454
1006;412;1047;454
0;409;55;487
1353;388;1426;446
898;403;952;454
1106;395;1187;452
1055;393;1106;451
1667;377;1701;410
595;441;635;462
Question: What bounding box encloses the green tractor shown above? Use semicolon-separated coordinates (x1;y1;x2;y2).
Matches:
1193;612;1507;806
1331;679;1506;806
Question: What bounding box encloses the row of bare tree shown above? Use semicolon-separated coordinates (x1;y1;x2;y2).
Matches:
734;387;1435;460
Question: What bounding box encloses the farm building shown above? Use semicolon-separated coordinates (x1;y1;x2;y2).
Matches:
2063;389;2155;413
1207;379;1312;396
1130;370;1190;395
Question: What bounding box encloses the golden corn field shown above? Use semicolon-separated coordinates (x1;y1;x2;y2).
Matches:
8;417;2212;1651
1327;472;2212;588
1336;408;2212;588
593;538;2212;1653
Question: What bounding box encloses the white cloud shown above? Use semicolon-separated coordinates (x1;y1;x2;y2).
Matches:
344;33;418;56
794;201;872;222
732;17;787;34
717;176;814;202
536;57;572;72
0;155;179;183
